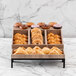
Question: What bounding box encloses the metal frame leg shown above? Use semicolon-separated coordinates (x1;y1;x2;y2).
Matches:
63;59;65;68
62;59;63;62
11;59;13;68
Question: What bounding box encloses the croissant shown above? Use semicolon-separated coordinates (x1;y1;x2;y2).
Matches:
49;47;62;55
13;47;28;55
13;46;63;55
33;46;44;55
36;50;44;55
25;47;33;54
33;46;41;51
42;47;50;54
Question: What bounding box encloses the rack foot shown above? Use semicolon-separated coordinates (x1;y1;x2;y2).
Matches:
63;59;65;68
11;59;13;68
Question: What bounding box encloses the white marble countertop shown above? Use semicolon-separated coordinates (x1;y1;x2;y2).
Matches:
0;38;76;76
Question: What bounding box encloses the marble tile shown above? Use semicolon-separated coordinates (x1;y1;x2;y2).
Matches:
0;0;76;37
0;38;76;76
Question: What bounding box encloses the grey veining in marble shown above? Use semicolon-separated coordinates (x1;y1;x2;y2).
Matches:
0;0;76;38
0;38;76;76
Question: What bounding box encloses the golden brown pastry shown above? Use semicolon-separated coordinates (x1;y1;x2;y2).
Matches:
33;46;41;51
13;47;28;55
36;50;44;55
47;33;61;44
32;34;43;40
26;22;34;27
19;25;28;29
25;47;33;54
47;33;54;37
49;22;57;27
54;34;60;38
33;46;44;55
42;47;50;54
41;24;50;29
31;28;43;44
31;28;42;34
32;39;43;44
37;22;45;27
13;33;28;44
49;47;62;55
14;22;22;27
13;46;63;55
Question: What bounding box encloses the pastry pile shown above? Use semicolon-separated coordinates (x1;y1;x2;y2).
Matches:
13;46;63;55
13;33;28;44
14;22;62;29
31;28;43;44
47;33;61;44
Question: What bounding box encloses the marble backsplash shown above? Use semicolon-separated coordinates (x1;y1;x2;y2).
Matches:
0;0;76;38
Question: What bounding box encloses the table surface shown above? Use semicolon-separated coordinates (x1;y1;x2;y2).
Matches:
0;38;76;76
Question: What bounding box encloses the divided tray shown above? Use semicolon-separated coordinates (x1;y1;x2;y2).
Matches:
11;27;65;68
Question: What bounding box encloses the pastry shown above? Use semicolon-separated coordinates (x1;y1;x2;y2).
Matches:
49;22;57;27
32;39;43;44
47;33;54;37
20;25;28;29
14;22;22;27
13;33;28;44
13;49;17;54
54;34;60;38
31;28;42;34
33;46;41;51
42;47;50;54
32;34;43;40
13;46;62;55
36;50;44;55
13;47;28;55
37;22;45;27
47;33;61;44
49;47;62;55
31;28;43;44
41;24;50;29
53;24;62;29
33;46;44;55
31;25;39;28
25;47;33;54
26;22;34;27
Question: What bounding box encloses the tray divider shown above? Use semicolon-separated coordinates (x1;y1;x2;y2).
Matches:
61;29;63;44
45;30;47;45
60;29;64;50
28;29;30;44
12;30;14;47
